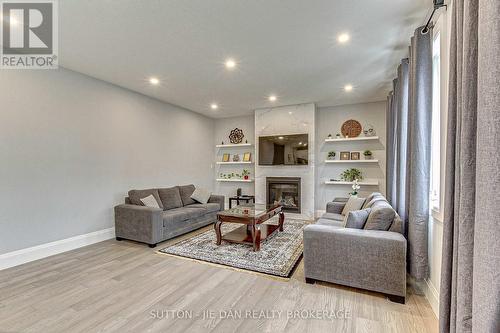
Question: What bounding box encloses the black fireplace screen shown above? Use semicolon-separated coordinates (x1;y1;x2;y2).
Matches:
266;177;301;214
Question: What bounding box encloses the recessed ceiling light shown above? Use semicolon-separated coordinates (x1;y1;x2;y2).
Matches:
210;103;218;110
298;142;303;145
288;111;293;115
149;77;160;85
269;95;277;102
278;136;284;140
337;33;350;44
344;84;353;92
225;58;236;69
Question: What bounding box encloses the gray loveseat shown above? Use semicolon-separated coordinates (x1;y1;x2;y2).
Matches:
303;193;407;303
114;185;224;248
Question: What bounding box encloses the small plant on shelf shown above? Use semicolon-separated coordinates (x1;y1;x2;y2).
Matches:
363;150;373;160
242;169;251;180
340;168;363;182
327;151;336;160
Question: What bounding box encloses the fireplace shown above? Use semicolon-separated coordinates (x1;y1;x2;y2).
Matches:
266;177;301;214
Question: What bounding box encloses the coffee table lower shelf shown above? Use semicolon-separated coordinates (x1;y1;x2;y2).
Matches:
222;224;280;245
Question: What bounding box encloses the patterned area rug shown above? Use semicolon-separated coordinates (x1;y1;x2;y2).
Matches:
159;217;307;278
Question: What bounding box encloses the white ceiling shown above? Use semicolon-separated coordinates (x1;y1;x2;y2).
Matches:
59;0;430;118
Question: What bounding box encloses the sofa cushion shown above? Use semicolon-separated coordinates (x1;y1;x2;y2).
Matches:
341;196;366;216
389;213;404;234
128;189;164;209
162;207;207;226
158;187;183;210
362;192;383;209
343;208;371;229
179;184;196;206
363;194;387;209
190;187;211;204
316;218;344;228
140;194;161;209
364;201;396;231
185;203;220;213
321;212;345;221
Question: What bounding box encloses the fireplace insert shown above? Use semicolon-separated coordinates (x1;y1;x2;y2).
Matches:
266;177;301;214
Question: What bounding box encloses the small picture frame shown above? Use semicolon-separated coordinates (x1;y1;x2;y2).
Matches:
340;152;350;160
222;153;230;162
350;152;360;160
243;152;252;162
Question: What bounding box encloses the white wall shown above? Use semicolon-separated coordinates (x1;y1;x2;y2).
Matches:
0;68;214;255
214;115;255;208
315;102;387;213
255;103;316;219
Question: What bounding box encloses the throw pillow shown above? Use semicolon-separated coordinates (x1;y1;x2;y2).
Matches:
178;184;196;206
343;208;371;229
364;201;396;231
158;186;183;210
341;196;366;216
191;187;211;204
140;194;161;208
128;189;164;209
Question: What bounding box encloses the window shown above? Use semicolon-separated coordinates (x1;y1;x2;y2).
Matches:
430;32;441;211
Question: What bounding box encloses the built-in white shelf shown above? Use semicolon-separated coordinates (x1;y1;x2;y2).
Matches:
325;180;379;186
216;178;254;183
216;143;253;148
216;161;254;165
324;136;379;143
325;159;379;164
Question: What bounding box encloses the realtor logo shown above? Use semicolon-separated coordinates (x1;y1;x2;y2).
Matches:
1;0;58;69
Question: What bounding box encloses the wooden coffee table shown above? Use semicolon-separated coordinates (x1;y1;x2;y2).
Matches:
215;203;284;251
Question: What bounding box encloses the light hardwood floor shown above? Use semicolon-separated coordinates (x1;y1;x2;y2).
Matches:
0;226;438;333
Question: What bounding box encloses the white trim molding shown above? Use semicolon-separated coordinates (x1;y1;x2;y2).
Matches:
0;228;115;271
424;277;440;317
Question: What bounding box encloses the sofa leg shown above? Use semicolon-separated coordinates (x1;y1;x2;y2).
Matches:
388;294;405;304
305;277;316;284
148;243;157;248
116;237;123;241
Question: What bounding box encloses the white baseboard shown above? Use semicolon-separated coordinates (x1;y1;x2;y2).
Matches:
0;227;115;271
424;278;440;317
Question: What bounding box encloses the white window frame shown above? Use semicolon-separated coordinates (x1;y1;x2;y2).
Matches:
430;11;449;223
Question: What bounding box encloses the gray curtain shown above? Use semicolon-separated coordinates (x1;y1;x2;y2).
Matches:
407;26;432;279
386;81;396;205
439;0;500;332
386;27;431;279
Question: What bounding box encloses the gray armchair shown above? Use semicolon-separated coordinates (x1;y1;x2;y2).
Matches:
303;194;407;303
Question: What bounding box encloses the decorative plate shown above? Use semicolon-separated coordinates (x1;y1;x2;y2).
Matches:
341;120;362;138
229;128;244;144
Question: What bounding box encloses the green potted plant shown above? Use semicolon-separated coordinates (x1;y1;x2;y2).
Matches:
242;169;250;180
340;168;363;182
363;150;373;160
327;151;336;160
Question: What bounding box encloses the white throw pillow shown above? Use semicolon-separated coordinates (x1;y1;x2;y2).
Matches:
140;194;161;208
191;187;211;204
341;196;366;216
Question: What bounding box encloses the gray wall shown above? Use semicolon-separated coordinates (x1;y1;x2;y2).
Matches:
0;68;215;254
214;115;255;208
315;101;387;212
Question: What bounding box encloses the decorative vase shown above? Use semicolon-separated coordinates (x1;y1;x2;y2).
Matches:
365;155;373;160
244;175;249;180
233;154;240;162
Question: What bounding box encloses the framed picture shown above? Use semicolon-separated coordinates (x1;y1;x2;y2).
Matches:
243;152;252;162
350;152;360;160
222;153;230;162
340;152;350;160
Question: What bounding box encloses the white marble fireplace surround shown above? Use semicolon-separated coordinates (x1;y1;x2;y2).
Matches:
254;103;315;220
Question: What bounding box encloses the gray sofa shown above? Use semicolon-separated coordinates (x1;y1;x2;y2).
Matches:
303;193;407;303
114;185;224;248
